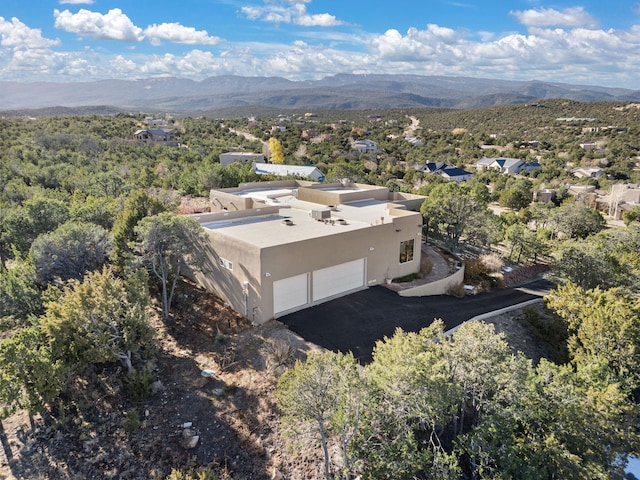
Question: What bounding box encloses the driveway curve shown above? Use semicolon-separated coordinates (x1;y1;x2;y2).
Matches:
280;280;552;363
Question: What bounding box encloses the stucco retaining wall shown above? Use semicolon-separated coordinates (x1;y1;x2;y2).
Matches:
398;263;465;297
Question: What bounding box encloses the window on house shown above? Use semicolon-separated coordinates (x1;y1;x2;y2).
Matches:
218;258;233;271
399;239;414;263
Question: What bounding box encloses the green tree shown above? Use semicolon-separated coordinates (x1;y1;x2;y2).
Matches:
495;358;637;480
0;326;67;428
326;161;366;183
552;239;630;290
277;351;362;480
362;322;458;479
41;267;154;374
112;190;166;269
550;201;605;239
1;197;70;257
29;221;112;285
132;212;206;321
70;193;118;229
546;282;640;390
498;188;533;211
420;182;494;250
505;223;548;263
622;205;640;227
0;260;42;330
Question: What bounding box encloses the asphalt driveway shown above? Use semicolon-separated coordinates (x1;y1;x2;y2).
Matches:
280;280;552;363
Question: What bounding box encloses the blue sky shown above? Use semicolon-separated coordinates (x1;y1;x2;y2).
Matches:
1;0;640;88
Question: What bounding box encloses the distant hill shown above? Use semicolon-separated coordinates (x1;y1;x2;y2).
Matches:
1;74;639;115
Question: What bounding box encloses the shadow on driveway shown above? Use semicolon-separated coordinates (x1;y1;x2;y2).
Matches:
280;280;552;364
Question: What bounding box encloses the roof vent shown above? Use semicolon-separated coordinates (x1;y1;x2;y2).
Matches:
336;218;348;225
281;219;294;226
311;209;331;220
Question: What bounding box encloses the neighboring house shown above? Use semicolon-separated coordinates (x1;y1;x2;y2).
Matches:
220;152;264;167
608;183;640;219
352;139;378;154
191;180;425;323
419;162;472;182
476;157;540;174
438;167;473;182
145;117;169;128
310;134;335;144
254;162;325;182
579;142;598;151
134;128;177;146
521;161;542;173
533;189;557;203
301;130;318;139
572;166;604;179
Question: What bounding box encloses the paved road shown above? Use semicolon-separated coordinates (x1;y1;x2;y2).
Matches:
280;279;553;363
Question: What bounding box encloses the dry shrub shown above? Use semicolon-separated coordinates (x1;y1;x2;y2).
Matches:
262;337;295;370
478;253;504;273
214;345;237;372
446;282;466;298
465;254;504;284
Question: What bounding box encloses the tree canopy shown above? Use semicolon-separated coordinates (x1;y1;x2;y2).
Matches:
132;212;206;321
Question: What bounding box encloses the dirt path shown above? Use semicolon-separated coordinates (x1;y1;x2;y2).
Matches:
225;126;267;147
403;115;420;137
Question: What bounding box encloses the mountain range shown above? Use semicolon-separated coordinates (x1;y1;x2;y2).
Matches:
1;74;639;115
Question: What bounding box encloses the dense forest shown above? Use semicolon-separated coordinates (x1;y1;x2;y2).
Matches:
1;101;639;479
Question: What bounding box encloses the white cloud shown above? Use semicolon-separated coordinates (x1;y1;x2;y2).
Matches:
511;7;598;29
144;23;221;46
371;25;462;61
110;55;137;75
3;7;640;89
240;1;343;27
139;50;226;77
0;16;60;49
53;8;145;42
53;9;225;46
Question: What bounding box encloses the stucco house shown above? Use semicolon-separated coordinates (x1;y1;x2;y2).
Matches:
608;183;640;219
190;180;425;323
572;166;604;179
254;163;325;182
352;139;378;154
419;162;473;182
134;128;177;146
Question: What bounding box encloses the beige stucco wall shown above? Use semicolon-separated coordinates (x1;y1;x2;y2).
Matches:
191;229;264;324
192;207;279;224
398;264;465;297
297;183;390;206
257;212;423;322
391;192;425;211
209;190;255;212
194;209;423;324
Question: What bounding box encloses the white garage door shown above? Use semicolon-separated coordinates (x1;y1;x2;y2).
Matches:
313;258;366;302
273;273;309;316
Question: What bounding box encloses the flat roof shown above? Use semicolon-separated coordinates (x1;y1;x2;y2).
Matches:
201;199;404;248
201;182;422;248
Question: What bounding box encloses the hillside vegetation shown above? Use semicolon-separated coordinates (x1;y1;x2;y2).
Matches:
1;100;639;479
